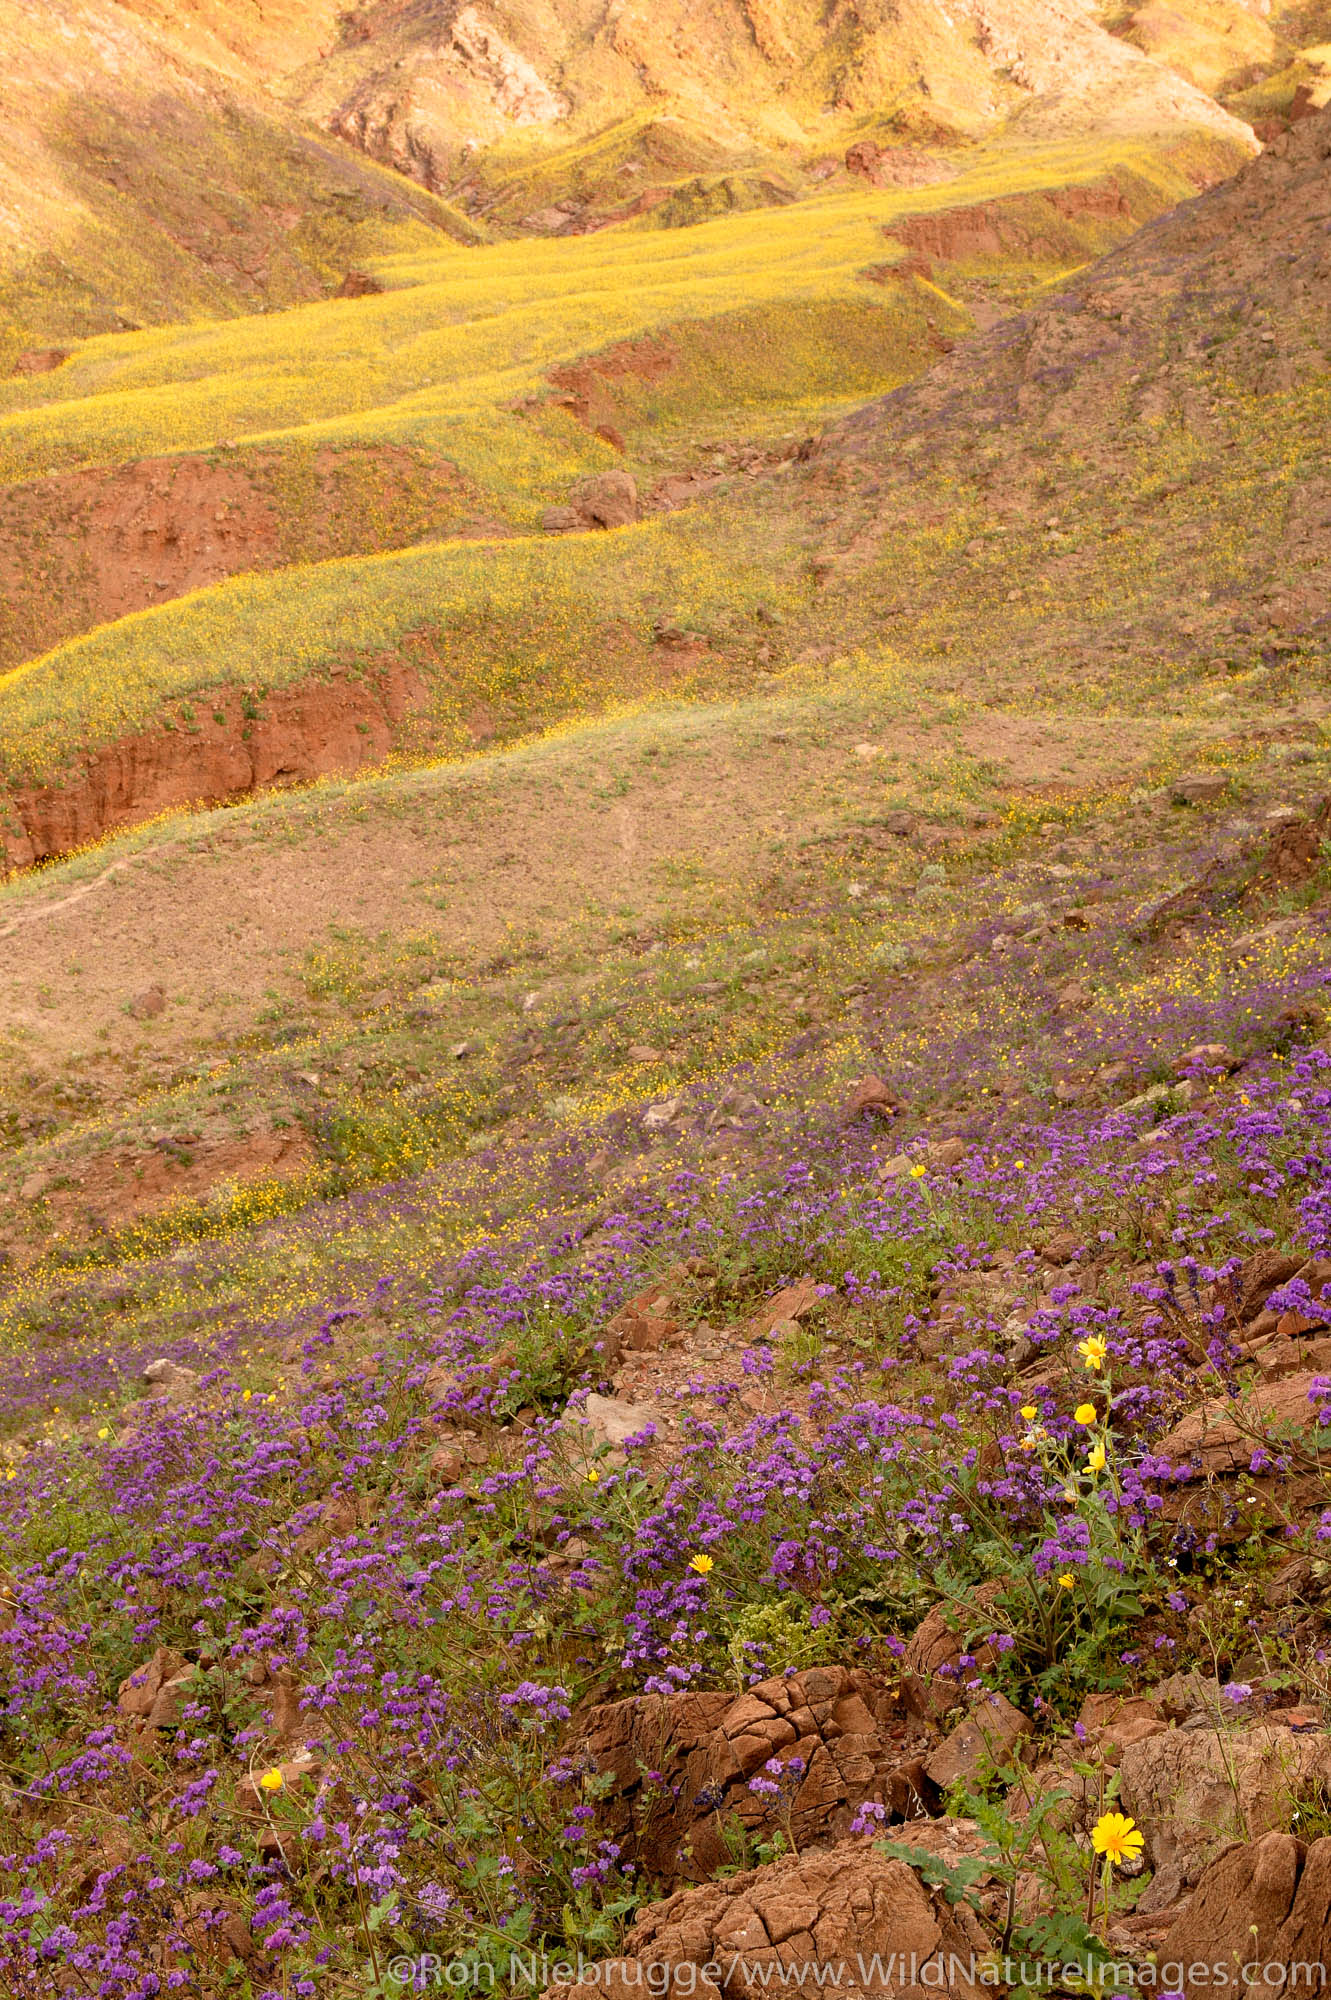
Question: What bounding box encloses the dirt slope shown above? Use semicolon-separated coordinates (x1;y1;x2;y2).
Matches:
830;105;1331;459
0;444;481;672
802;100;1331;684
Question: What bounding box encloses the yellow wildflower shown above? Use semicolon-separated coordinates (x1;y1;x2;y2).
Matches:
689;1554;714;1576
257;1768;285;1794
909;1164;928;1180
1058;1573;1076;1590
1077;1335;1108;1371
585;1468;600;1484
1087;1442;1107;1473
1091;1812;1144;1867
1020;1404;1038;1422
97;1428;110;1440
1073;1403;1097;1426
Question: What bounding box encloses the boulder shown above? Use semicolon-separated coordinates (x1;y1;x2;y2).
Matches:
543;1837;993;2000
1158;1830;1325;1999
565;1394;661;1462
923;1691;1032;1791
606;1276;683;1355
581;1665;913;1886
569;470;639;529
901;1585;1006;1721
142;1357;200;1403
840;1075;899;1124
117;1646;187;1720
1155;1374;1327;1475
1234;1250;1310;1323
1170;772;1228;804
747;1277;819;1339
1119;1724;1331;1884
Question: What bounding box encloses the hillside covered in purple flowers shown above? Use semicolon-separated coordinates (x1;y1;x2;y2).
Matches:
4;79;1331;2000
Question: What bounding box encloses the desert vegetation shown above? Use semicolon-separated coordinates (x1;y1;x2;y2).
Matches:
4;5;1331;1995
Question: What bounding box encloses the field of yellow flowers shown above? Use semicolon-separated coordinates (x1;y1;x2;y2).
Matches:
0;134;1214;797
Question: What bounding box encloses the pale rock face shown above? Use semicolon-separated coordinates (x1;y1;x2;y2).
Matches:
449;6;570;126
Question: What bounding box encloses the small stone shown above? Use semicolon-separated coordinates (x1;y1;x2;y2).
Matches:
236;1750;321;1814
627;1045;663;1063
642;1098;682;1131
1170;772;1228;805
19;1173;48;1202
127;984;166;1020
428;1445;464;1484
576;1394;658;1450
840;1075;898;1124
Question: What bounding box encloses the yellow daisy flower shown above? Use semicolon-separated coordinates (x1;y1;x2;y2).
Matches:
689;1554;714;1576
1073;1403;1097;1426
1091;1812;1143;1867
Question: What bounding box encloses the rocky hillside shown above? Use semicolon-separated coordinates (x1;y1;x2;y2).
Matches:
0;0;473;369
287;0;1255;201
833;100;1331;457
0;0;1266;364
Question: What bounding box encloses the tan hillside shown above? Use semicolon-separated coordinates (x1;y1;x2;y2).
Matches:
0;0;472;368
1098;0;1331;126
289;0;1258;206
835;99;1331;450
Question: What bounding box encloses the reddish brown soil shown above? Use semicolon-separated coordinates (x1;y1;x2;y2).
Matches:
885;177;1139;269
1;659;430;869
0;443;482;670
546;334;680;443
7;1127;313;1259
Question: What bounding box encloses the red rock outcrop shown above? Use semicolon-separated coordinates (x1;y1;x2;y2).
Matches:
582;1666;923;1886
1;658;429;870
543;1837;993;2000
0;444;476;672
1161;1831;1331;2000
